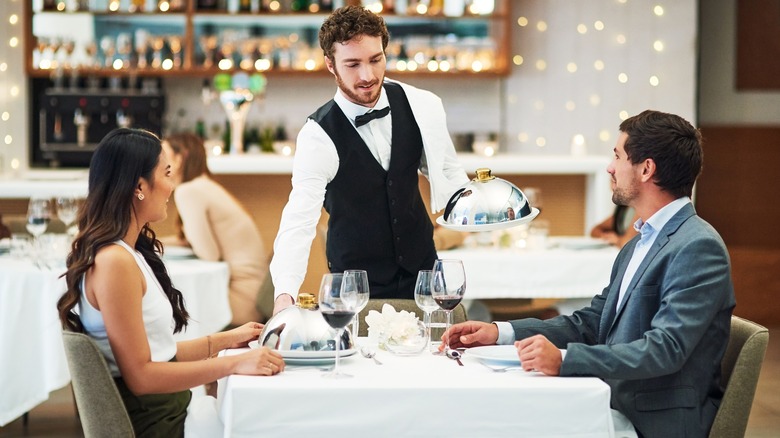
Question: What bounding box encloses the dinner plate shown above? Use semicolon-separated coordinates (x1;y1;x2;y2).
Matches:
550;236;610;250
0;238;9;255
163;246;196;259
436;207;540;232
248;340;356;363
466;345;521;366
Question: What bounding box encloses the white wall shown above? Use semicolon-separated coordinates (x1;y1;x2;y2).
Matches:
698;0;780;125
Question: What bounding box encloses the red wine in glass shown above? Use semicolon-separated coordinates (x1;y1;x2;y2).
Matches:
321;310;356;329
433;296;462;311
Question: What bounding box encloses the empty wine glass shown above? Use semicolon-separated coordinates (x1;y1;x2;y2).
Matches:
343;270;370;340
413;270;438;351
431;259;466;354
56;196;79;235
319;273;355;379
27;197;51;239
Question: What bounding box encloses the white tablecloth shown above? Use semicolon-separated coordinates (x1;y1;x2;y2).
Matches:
217;342;616;438
439;243;619;299
0;254;231;426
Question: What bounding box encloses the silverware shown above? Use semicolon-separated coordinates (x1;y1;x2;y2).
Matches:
480;362;523;372
360;346;382;365
446;349;464;366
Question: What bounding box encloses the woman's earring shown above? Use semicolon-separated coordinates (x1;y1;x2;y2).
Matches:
137;193;145;201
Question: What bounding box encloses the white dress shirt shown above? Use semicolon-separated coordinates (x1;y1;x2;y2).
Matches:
270;79;469;301
495;197;693;346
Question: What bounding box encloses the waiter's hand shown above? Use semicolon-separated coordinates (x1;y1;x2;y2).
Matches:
272;294;295;316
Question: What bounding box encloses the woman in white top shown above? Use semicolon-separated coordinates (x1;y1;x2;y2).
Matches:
162;133;269;324
57;128;284;437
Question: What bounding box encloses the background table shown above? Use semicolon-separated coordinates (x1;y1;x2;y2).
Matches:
218;343;617;438
0;253;230;426
439;242;619;300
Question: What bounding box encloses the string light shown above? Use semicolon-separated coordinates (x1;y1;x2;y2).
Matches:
513;55;524;65
517;17;529;27
535;59;547;71
536;21;548;32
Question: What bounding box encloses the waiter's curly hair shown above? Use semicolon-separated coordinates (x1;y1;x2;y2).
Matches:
319;5;389;60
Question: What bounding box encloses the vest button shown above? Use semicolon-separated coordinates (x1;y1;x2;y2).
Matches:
390;199;396;206
398;255;404;262
396;236;401;242
393;218;398;224
388;180;393;186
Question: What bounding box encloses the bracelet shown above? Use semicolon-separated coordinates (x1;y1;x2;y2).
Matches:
207;335;212;359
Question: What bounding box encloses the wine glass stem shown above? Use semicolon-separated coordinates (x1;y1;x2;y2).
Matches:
334;329;341;374
352;315;360;340
444;310;452;351
423;311;431;348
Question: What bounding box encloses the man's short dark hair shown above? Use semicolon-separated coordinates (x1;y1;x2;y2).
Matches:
319;5;389;60
620;110;703;198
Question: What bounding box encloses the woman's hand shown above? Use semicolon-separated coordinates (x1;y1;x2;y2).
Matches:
234;347;285;376
225;322;264;348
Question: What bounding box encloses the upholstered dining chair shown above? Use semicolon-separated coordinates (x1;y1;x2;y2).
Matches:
357;298;468;337
708;316;769;438
62;331;134;438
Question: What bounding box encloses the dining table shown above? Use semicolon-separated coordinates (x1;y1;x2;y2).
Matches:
217;340;620;438
0;245;231;426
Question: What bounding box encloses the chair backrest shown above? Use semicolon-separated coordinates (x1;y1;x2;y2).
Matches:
357;298;467;337
62;331;134;438
708;316;769;438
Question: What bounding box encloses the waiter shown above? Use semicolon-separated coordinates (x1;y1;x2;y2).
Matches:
269;5;469;315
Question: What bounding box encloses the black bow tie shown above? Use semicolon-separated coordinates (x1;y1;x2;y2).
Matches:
355;106;391;127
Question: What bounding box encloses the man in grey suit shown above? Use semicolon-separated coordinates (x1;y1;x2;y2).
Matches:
443;110;735;438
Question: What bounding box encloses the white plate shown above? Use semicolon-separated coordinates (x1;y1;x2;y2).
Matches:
0;238;9;254
550;236;610;250
466;345;521;366
163;246;196;259
436;207;540;232
248;340;356;362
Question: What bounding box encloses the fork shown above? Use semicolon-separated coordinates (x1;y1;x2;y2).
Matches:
480;362;523;372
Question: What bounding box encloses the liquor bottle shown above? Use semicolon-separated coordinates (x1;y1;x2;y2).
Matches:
239;0;251;12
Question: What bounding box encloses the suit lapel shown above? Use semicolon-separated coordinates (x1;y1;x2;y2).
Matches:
605;203;696;338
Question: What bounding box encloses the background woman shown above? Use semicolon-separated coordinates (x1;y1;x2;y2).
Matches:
162;133;270;324
57;128;284;437
590;205;639;248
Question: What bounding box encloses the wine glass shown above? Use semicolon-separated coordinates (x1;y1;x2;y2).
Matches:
413;270;439;351
56;196;79;235
431;259;466;354
343;270;370;340
318;273;355;379
26;197;51;240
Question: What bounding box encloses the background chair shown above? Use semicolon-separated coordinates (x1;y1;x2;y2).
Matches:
62;331;134;438
709;316;769;438
357;298;467;337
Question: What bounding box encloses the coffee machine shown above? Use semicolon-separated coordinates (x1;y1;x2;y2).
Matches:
33;77;165;167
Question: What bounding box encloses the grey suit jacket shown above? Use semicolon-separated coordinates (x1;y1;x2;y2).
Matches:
510;203;735;438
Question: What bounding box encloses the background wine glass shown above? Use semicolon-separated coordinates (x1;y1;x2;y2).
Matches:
413;270;439;351
26;197;51;239
56;196;79;235
343;270;370;340
318;273;355;379
431;259;466;354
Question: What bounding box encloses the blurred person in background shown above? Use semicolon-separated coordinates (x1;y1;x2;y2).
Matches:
57;128;283;437
162;133;271;325
591;205;639;248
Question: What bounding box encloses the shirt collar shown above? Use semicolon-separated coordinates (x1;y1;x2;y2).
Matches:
334;85;390;126
633;197;692;239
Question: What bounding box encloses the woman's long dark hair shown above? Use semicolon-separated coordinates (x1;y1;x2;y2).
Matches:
57;128;189;333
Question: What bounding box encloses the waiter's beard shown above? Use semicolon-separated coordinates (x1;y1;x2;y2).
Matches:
333;66;384;107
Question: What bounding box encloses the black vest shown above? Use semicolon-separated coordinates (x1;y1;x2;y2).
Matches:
310;82;437;297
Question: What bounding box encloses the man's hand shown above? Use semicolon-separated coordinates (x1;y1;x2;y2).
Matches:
440;321;499;350
515;334;562;375
272;294;295;316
